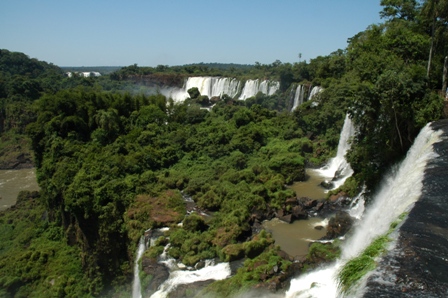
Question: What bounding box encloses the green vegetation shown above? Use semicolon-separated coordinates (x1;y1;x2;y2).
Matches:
306;242;341;264
201;235;291;298
0;0;446;296
0;191;98;297
338;212;409;294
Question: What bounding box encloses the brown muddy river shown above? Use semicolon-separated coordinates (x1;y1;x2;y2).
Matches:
263;217;327;257
288;168;328;200
0;168;39;211
263;169;330;257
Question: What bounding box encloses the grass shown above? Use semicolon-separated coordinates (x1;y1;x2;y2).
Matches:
337;212;409;294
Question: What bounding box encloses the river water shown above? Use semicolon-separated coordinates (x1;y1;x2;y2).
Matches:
0;168;39;211
289;168;328;200
263;168;329;258
263;217;327;257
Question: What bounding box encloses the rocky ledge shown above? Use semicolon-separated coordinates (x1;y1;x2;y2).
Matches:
362;120;448;297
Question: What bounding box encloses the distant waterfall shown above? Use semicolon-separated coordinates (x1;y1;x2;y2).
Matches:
238;79;280;100
165;77;241;101
317;114;355;189
290;85;322;111
132;237;146;298
164;77;279;102
291;85;306;111
308;86;323;101
286;123;442;297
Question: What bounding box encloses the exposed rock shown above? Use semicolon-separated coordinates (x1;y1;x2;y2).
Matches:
167;280;214;298
285;197;298;205
276;209;285;218
329;191;348;203
0;152;34;170
298;197;318;209
278;214;293;223
314;202;324;212
277;250;292;261
319;180;334;190
325;211;353;239
291;205;307;220
363;120;448;297
141;256;170;297
194;260;206;270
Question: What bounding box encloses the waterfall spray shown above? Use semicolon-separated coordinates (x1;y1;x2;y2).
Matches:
317;114;355;189
132;237;146;298
286;123;442;297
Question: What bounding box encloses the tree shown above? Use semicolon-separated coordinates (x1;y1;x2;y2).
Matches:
380;0;419;21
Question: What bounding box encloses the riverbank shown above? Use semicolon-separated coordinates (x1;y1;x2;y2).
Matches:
0;168;39;211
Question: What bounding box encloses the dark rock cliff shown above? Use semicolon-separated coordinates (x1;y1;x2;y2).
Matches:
363;120;448;297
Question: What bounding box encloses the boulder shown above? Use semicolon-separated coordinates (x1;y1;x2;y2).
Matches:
278;214;293;223
141;256;170;297
285;197;298;205
319;180;334;190
168;280;214;298
325;211;353;239
299;197;318;209
291;206;307;220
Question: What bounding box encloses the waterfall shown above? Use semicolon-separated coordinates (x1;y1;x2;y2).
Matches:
132;237;146;298
285;123;442;297
291;85;322;111
238;79;280;100
150;259;231;298
150;243;231;298
317;114;355;189
291;85;305;111
164;77;241;102
308;86;323;101
163;77;279;102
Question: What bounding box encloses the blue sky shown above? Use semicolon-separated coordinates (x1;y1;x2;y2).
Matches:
1;0;383;67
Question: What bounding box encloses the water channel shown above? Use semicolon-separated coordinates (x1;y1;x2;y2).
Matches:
0;168;39;211
263;168;331;257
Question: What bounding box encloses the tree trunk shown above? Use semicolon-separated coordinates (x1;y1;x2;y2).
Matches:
443;56;448;99
427;17;436;79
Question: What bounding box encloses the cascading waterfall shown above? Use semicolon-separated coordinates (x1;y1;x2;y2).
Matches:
285;123;442;297
132;237;146;298
149;243;231;298
317;114;355;189
164;77;279;102
164;77;241;102
291;85;306;111
308;86;323;101
290;85;322;111
238;79;280;100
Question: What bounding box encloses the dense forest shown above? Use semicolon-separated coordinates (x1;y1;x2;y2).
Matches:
0;0;447;297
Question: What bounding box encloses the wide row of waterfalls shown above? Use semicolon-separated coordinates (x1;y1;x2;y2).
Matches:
160;76;324;112
162;77;280;102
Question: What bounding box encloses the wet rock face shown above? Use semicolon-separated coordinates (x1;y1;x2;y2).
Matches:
325;211;353;239
141;256;170;297
167;280;214;298
363;120;448;298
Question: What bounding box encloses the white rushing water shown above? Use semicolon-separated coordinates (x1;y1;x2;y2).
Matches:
164;77;241;102
132;237;146;298
238;79;280;100
291;85;305;112
164;77;279;102
150;244;231;298
317;114;355;190
285;123;442;298
308;86;323;101
150;259;231;298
